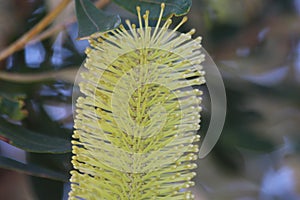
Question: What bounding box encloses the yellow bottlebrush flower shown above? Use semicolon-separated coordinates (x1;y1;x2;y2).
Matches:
69;3;205;200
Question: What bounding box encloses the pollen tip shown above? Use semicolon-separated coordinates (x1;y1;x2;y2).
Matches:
143;13;148;20
182;16;188;23
189;28;196;35
161;3;165;9
136;6;141;12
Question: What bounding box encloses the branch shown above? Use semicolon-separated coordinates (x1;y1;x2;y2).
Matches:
30;0;111;44
0;0;72;61
0;68;78;84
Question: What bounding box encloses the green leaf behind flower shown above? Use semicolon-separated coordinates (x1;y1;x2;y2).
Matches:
112;0;192;19
75;0;121;38
0;94;27;121
0;156;68;182
0;118;71;153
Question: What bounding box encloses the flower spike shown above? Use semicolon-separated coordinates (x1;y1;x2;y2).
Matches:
69;3;205;200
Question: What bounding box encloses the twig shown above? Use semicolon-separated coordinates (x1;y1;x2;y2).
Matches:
30;0;111;44
95;0;111;8
0;0;72;61
29;17;76;44
0;68;78;83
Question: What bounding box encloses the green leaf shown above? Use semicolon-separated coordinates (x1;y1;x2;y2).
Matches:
0;94;27;121
0;117;71;153
27;153;72;198
31;177;65;200
75;0;121;38
0;156;68;182
112;0;192;19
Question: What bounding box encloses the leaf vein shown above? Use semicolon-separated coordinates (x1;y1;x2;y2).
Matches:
80;0;100;32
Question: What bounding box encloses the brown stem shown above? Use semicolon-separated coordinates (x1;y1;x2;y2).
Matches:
0;67;78;83
95;0;111;8
0;0;72;61
29;17;76;44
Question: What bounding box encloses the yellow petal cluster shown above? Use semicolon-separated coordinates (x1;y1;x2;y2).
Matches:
69;3;205;200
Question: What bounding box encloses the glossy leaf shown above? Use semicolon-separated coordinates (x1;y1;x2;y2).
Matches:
75;0;121;38
0;156;68;182
112;0;192;19
0;118;71;153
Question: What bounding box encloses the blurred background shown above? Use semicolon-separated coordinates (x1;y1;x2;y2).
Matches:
0;0;299;199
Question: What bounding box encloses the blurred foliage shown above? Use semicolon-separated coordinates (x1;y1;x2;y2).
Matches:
0;116;70;153
204;0;267;25
0;0;299;199
0;93;27;121
0;156;68;181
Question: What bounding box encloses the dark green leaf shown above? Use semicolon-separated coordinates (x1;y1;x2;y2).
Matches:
75;0;121;38
28;153;72;175
112;0;192;19
0;117;71;153
27;153;72;198
31;177;65;200
0;156;68;182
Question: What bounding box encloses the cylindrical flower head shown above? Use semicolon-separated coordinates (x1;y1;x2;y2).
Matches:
70;3;205;200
